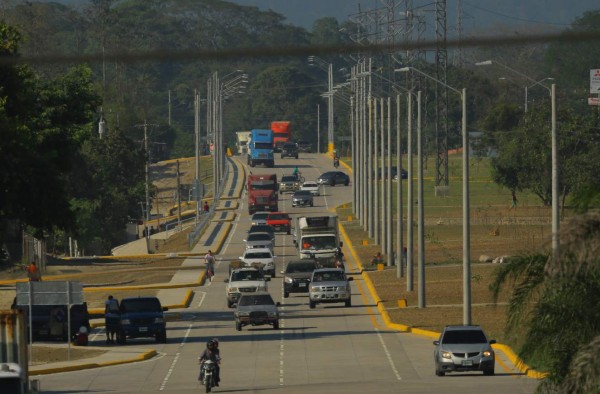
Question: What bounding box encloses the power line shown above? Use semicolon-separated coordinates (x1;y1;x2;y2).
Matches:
2;30;599;66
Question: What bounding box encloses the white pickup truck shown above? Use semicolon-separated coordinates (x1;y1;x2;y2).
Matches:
225;268;269;308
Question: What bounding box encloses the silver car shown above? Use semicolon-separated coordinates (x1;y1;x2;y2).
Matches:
251;211;270;225
308;268;353;308
292;190;314;207
234;292;280;331
433;325;496;376
244;232;274;252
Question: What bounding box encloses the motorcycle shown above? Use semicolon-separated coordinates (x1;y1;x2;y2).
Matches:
199;359;217;393
333;157;339;168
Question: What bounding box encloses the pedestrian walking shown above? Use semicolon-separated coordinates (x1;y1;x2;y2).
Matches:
205;250;215;281
105;295;120;344
24;261;42;281
203;201;209;213
510;190;518;209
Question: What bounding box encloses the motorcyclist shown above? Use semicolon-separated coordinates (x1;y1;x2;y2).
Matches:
199;340;221;386
293;166;299;179
333;151;340;168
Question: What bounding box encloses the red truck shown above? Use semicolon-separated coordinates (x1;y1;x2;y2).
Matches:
266;212;292;234
271;121;291;152
247;174;278;214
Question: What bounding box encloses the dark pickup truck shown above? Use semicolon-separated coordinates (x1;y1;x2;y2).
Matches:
280;142;299;159
117;296;168;344
12;302;90;342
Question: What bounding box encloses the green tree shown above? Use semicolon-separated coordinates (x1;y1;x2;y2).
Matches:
490;103;600;207
490;211;600;393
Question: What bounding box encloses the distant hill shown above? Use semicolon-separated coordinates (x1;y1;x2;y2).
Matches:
229;0;599;32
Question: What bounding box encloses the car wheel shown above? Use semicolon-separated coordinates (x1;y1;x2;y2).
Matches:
117;330;126;345
236;321;242;331
309;300;316;309
284;292;289;298
345;299;351;307
156;331;167;344
286;228;291;235
435;368;445;377
227;300;234;308
273;320;279;330
345;180;349;186
270;270;276;278
483;368;495;376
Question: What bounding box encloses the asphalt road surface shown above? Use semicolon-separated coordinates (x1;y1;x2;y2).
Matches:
38;153;539;393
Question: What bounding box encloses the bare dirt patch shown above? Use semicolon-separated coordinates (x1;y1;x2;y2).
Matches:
30;346;107;365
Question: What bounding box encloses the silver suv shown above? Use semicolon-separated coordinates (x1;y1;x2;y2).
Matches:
433;325;496;376
308;268;353;308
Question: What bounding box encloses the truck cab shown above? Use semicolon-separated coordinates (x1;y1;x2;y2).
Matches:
248;129;274;167
295;215;342;260
247;174;278;214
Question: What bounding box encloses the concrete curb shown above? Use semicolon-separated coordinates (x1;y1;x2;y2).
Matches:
29;349;158;376
338;218;544;378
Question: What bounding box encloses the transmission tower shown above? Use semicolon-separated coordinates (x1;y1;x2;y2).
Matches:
435;0;449;190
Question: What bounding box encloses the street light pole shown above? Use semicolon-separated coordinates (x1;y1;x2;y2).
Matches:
475;60;559;261
309;56;336;153
397;67;470;321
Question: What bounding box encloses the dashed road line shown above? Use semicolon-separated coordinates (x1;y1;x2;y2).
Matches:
159;324;192;391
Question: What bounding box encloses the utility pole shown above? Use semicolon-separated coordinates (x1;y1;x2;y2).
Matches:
168;90;172;126
135;120;158;252
176;160;182;229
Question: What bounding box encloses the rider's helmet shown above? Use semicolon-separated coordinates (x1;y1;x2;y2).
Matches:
212;338;219;348
207;340;215;350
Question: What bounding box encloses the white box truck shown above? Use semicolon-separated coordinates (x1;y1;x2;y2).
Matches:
295;215;342;261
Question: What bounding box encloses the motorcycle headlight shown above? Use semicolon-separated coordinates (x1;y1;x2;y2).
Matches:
284;276;293;283
441;351;452;359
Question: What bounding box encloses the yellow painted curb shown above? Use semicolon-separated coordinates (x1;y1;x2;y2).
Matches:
338;217;545;379
29;349;157;376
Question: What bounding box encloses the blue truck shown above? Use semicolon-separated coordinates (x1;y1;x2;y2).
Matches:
248;129;275;167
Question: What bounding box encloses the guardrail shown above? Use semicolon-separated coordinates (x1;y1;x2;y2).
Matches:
187;158;231;248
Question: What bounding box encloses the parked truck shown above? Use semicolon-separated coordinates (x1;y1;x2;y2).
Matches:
295;215;342;260
235;131;251;155
271;121;291;152
247;174;278;214
248;129;274;167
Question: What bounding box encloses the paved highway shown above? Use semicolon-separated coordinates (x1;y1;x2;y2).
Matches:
38;153;538;393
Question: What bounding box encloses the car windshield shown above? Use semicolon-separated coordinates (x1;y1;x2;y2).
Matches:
252;213;268;220
231;270;263;281
312;271;345;282
294;191;311;196
120;298;162;313
238;295;275;306
245;252;272;259
253;142;273;150
284;144;296;149
247;233;271;241
281;176;296;182
286;263;317;273
442;329;488;344
320;172;334;178
249;225;273;233
301;235;338;249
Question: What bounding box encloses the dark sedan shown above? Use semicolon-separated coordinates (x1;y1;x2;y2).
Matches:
292;190;314;207
317;171;350;186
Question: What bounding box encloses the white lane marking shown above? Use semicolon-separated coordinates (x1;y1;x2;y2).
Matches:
375;328;402;381
159;324;193;391
196;291;207;308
